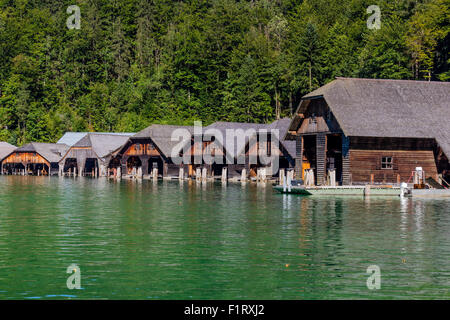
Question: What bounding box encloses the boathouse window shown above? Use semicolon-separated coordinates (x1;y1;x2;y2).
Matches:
148;144;155;150
381;157;393;169
135;144;141;151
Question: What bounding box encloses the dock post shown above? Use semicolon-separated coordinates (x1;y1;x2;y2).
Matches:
117;166;121;179
221;167;227;183
257;168;266;183
179;167;184;180
201;167;207;182
304;169;314;186
287;171;292;192
328;169;336;187
279;169;285;186
196;168;201;181
364;185;371;197
152;168;158;180
99;164;105;177
288;170;294;184
241;168;247;182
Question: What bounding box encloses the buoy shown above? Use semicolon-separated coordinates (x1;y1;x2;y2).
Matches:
285;264;289;268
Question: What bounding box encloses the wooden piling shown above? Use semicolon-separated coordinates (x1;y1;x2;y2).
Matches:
364;185;371;197
279;169;285;186
179;167;184;180
241;168;247;182
221;167;227;183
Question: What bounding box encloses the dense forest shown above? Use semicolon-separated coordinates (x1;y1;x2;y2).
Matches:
0;0;448;145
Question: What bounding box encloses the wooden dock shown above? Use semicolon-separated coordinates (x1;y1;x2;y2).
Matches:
273;185;401;196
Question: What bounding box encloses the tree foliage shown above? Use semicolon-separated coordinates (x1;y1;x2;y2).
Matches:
0;0;448;145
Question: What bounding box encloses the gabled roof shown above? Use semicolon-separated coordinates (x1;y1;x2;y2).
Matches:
0;142;16;161
133;124;194;157
71;133;130;159
266;118;296;158
205;119;295;159
57;132;134;147
288;77;450;158
15;143;69;163
204;122;266;159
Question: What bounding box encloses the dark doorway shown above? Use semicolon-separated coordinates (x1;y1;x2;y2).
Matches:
148;157;163;176
212;163;227;177
84;158;98;176
326;134;343;184
303;135;317;182
64;158;78;174
127;156;142;174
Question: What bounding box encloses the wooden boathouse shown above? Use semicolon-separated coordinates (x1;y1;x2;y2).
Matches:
285;78;450;186
1;142;69;176
182;118;296;180
187;121;267;180
0;142;17;174
57;132;135;147
114;124;194;178
58;133;132;177
245;118;296;179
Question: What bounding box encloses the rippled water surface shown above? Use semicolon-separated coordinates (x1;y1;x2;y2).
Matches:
0;176;449;299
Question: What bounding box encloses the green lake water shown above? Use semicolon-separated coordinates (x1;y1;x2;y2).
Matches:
0;175;449;299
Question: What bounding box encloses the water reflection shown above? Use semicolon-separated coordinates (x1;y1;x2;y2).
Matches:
0;176;449;299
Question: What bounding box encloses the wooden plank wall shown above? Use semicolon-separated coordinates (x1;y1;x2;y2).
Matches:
295;135;303;180
124;142;161;157
349;150;438;183
342;135;351;185
316;134;326;185
3;152;49;166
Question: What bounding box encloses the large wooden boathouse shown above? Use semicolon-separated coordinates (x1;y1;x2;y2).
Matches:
58;133;132;177
286;78;450;186
2;142;69;175
180;118;295;180
114;124;194;178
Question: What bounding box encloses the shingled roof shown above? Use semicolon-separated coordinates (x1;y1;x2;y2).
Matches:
267;118;296;158
72;133;131;158
58;132;134;147
133;124;195;157
0;142;16;161
288;77;450;158
15;143;69;163
205;119;296;159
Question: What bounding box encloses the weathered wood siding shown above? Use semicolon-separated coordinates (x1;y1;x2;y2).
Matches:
3;152;50;166
124;142;161;157
296;98;342;135
349;137;438;183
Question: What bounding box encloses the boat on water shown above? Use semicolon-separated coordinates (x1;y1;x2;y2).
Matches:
273;185;401;196
274;167;450;198
273;184;450;198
